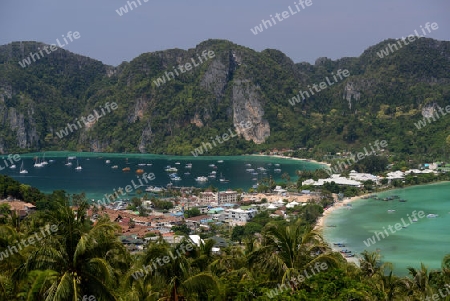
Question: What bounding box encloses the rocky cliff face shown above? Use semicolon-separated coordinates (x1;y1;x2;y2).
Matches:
231;80;270;144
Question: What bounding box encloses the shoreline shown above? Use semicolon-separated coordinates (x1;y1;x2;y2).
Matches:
249;154;330;167
315;192;371;266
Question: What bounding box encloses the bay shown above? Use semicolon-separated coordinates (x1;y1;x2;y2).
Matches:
0;151;322;201
323;182;450;276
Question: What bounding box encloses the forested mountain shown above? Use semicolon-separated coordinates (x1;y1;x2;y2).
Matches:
0;39;449;159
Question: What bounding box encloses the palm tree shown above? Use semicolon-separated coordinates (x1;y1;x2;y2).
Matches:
247;220;340;286
13;200;129;300
125;239;219;300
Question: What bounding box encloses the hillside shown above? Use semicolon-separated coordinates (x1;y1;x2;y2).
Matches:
0;38;449;160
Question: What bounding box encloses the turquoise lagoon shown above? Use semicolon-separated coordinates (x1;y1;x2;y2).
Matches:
323;182;450;276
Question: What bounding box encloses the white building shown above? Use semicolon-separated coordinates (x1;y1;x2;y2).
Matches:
222;208;257;222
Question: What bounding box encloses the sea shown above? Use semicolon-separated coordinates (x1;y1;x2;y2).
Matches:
0;151;322;200
322;182;450;276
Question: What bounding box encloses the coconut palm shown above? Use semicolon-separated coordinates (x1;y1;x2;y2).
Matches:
13;201;128;300
247;220;340;286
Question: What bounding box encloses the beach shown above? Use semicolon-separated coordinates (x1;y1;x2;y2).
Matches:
250;154;331;168
315;193;370;266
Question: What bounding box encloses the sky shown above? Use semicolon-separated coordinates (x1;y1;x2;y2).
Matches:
1;0;449;66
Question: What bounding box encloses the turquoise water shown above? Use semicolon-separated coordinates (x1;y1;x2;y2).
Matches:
0;151;322;200
323;182;450;276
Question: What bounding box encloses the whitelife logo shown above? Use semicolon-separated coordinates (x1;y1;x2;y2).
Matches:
0;224;58;261
18;31;80;68
131;243;194;280
250;0;313;35
288;69;350;106
152;50;215;87
376;22;438;59
414;105;450;130
55;102;118;139
325;140;387;176
363;210;425;247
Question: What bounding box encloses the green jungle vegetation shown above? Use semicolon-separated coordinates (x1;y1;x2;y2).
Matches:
1;175;450;300
0;39;449;163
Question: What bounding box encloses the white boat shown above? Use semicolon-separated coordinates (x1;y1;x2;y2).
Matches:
185;163;192;169
195;176;208;182
412;218;418;222
175;162;181;165
217;160;224;163
111;165;118;169
274;164;280;167
75;160;82;170
165;166;178;172
245;164;251;167
65;157;73;166
387;210;396;213
145;186;164;193
9;164;16;169
105;160;111;164
246;168;255;172
19;162;28;174
427;214;438;218
68;156;76;160
137;163;146;166
34;157;43;168
274;169;281;172
41;153;48;165
146;163;152;166
208;164;216;168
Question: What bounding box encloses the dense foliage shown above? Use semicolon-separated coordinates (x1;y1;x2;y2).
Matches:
0;39;449;162
1;177;450;300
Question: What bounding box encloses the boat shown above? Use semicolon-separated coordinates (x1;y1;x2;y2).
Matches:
217;160;224;163
185;163;192;169
19;162;28;174
175;162;181;165
111;165;118;169
274;169;281;172
145;186;164;193
274;164;280;167
169;173;181;180
41;153;48;165
387;210;396;213
426;214;438;218
195;176;208;182
136;169;144;174
345;254;355;258
412;218;418;222
137;163;146;166
246;168;255;172
122;167;130;172
146;163;152;166
184;172;191;175
68;156;76;160
9;164;16;169
75;160;82;170
34;157;43;168
219;173;229;183
65;157;72;166
399;199;407;202
208;164;216;168
105;160;111;164
165;166;178;172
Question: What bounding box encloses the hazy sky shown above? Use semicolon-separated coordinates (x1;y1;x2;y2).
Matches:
1;0;449;66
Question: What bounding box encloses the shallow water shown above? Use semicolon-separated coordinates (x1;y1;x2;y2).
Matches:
323;182;450;276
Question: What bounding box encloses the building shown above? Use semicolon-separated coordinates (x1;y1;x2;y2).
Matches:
218;190;238;204
221;208;257;222
199;191;217;202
